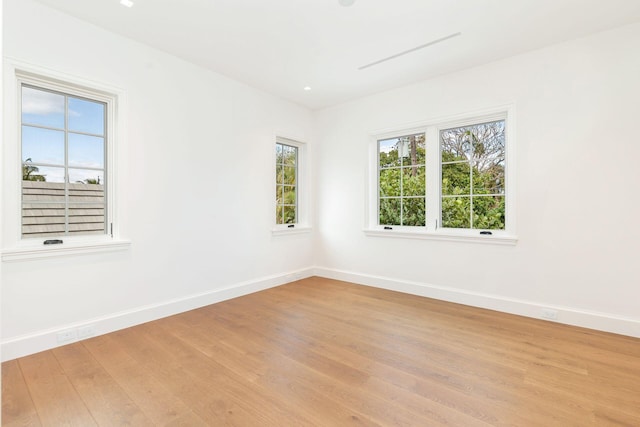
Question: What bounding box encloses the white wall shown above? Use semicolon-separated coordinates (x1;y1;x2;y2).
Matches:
313;23;640;336
1;0;314;359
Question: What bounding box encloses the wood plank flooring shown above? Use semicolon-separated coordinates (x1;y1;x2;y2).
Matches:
3;277;640;426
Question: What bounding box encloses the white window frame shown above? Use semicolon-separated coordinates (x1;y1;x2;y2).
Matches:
374;126;428;232
272;136;310;235
2;60;130;261
365;105;517;245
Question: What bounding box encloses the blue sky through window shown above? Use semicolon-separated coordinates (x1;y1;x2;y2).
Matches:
22;86;105;184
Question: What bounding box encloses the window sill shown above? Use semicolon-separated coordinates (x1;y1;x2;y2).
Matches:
271;226;312;236
364;228;517;245
2;239;132;262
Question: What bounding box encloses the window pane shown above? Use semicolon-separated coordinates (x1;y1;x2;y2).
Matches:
442;196;471;228
400;134;426;166
379;138;400;169
22;180;65;203
22;202;66;238
69;133;104;169
471;121;505;161
276;205;283;224
22;126;65;165
68;203;106;235
379;198;401;225
441;163;470;195
283;185;296;205
402;198;425;226
473;161;505;195
276;165;284;184
68;168;104;185
472;196;505;230
23;165;65;183
282;145;297;166
22;86;64;129
68;97;105;135
379;168;400;197
283;166;296;185
283;205;296;224
276;185;283;203
442;120;505;165
276;144;284;164
402;166;425;197
68;181;105;204
441;128;471;163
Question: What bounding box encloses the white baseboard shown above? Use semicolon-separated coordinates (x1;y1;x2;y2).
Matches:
313;266;640;339
1;267;315;361
4;265;638;361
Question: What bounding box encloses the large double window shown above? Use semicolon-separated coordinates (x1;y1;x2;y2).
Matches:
371;109;514;241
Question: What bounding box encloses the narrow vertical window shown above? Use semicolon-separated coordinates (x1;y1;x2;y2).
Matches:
440;120;505;230
275;141;298;224
21;85;107;238
378;133;426;226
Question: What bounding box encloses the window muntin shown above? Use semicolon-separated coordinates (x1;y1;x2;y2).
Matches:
440;120;505;230
21;84;107;238
378;133;426;226
275;142;298;224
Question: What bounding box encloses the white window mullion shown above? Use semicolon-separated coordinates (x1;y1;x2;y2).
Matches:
426;126;439;231
64;94;70;234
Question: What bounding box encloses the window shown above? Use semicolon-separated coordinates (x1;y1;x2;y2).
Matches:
273;136;311;234
368;108;515;243
440;120;505;230
275;141;298;225
1;64;128;261
21;84;108;238
378;132;426;226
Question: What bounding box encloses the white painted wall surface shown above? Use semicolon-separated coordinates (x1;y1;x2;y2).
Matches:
313;23;640;336
1;0;314;359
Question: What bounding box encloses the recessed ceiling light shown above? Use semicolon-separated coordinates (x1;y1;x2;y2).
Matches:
303;86;312;91
339;0;355;6
120;0;134;8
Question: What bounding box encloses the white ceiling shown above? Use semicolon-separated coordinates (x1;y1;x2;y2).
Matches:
33;0;640;110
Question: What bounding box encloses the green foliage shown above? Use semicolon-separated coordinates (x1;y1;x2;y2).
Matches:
403;167;425;196
472;196;505;229
441;197;470;228
378;134;426;226
80;177;101;184
402;197;425;226
22;158;46;182
379;169;400;197
379;198;401;225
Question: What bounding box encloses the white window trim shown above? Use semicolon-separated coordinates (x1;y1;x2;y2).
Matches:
365;105;517;245
2;59;130;261
272;136;311;235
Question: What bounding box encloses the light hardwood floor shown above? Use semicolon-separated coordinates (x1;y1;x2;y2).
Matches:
3;277;640;426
